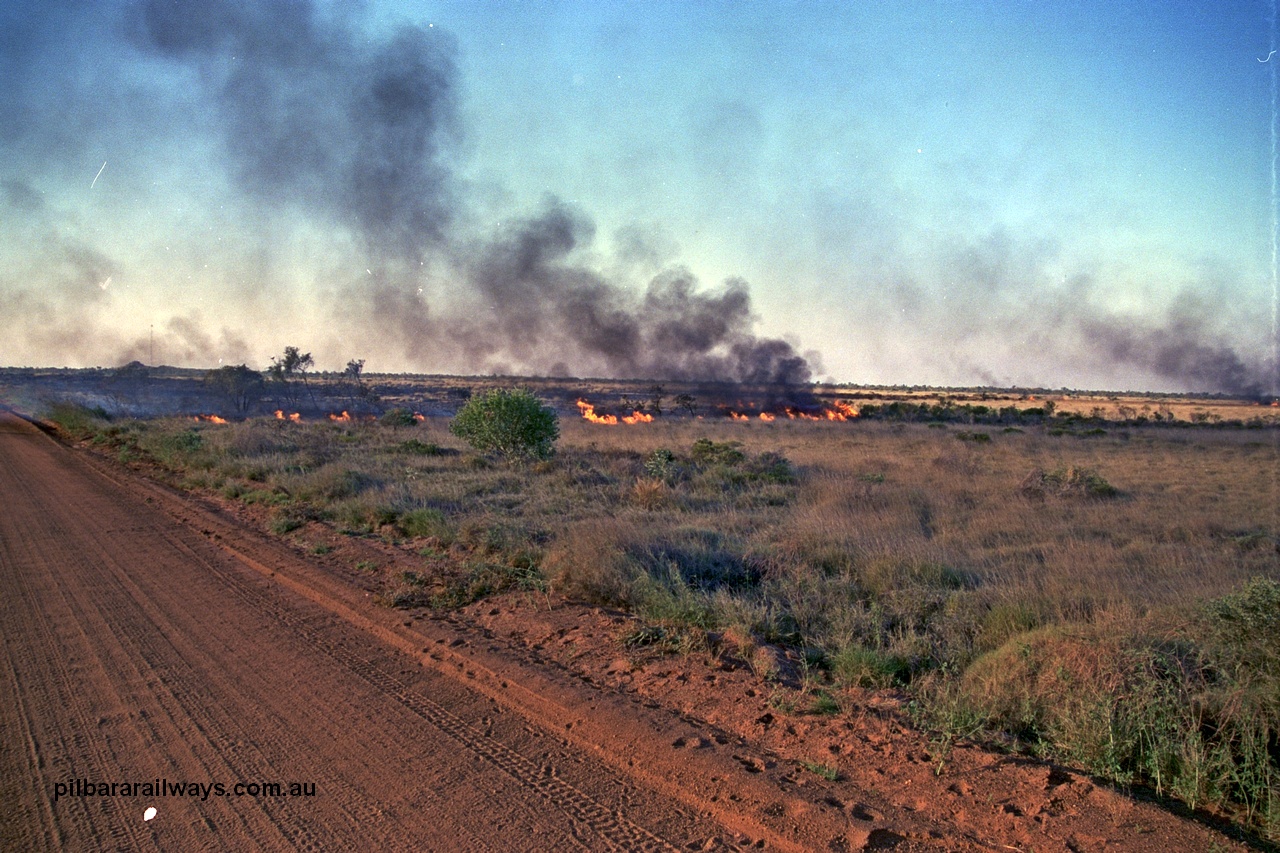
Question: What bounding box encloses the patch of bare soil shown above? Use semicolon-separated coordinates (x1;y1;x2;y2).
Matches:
17;412;1262;851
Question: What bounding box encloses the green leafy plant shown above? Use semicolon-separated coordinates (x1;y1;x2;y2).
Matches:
380;407;418;428
690;437;745;466
449;388;559;462
643;448;677;482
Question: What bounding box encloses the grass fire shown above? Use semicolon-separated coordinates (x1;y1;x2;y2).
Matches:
8;364;1279;843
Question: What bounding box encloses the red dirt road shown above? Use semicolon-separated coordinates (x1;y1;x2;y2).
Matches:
0;409;1258;852
0;410;736;851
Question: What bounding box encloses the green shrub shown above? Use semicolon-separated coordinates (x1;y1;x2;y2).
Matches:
142;427;205;466
1201;576;1280;683
299;467;369;500
743;451;795;484
643;448;677;482
241;488;289;506
809;691;842;715
395;438;441;456
976;601;1041;653
372;505;401;527
958;618;1280;831
1195;578;1280;829
690;438;745;466
449;388;559;461
428;562;546;609
270;515;304;534
380;407;418;428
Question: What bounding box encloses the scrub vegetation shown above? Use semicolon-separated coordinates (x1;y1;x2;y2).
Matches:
46;397;1280;838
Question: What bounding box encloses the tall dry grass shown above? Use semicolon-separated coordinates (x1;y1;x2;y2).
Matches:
47;403;1280;836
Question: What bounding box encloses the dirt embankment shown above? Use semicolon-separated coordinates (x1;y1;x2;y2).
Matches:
0;410;1258;851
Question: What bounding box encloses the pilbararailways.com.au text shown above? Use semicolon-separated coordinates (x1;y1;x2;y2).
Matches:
54;778;318;802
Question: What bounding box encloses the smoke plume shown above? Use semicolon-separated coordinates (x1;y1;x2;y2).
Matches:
122;0;813;384
0;0;1266;396
134;0;458;260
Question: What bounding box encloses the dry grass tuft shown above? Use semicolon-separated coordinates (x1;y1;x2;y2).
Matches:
52;405;1280;836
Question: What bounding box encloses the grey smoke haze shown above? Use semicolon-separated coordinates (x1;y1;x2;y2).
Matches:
460;200;811;383
876;230;1274;397
1078;308;1268;399
124;0;813;385
0;0;1269;396
133;0;458;260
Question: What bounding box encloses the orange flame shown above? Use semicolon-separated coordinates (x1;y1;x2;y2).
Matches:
274;410;302;422
328;411;352;423
759;412;776;422
824;401;858;421
777;402;859;421
194;414;228;424
729;412;750;422
413;413;426;422
576;399;617;425
577;399;652;425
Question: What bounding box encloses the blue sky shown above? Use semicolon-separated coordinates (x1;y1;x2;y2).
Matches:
1;1;1274;393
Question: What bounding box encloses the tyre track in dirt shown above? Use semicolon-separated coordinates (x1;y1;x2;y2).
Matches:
158;527;680;852
0;429;157;850
63;463;688;851
5;406;1013;852
78;442;988;852
0;411;728;851
4;407;1263;853
0;422;392;850
25;514;356;851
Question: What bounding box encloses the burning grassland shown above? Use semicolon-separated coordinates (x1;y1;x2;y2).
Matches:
575;400;656;425
37;390;1280;836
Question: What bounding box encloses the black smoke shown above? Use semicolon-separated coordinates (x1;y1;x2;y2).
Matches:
1078;313;1269;399
133;0;458;261
881;229;1274;397
1;1;1265;397
124;0;814;385
461;200;811;384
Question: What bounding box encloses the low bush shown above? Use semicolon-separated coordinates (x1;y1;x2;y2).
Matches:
1020;465;1119;499
690;437;745;466
830;644;911;688
952;584;1280;835
449;388;559;462
44;401;110;440
397;508;453;543
643;448;678;482
139;426;205;467
428;561;546;609
379;407;418;428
